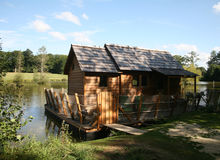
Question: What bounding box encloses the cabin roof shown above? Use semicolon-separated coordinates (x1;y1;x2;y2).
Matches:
105;44;183;71
71;45;119;73
64;44;196;77
152;68;197;77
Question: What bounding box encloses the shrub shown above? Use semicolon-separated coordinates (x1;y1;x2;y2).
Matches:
0;86;33;151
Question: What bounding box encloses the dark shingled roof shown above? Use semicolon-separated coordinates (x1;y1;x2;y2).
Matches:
152;68;197;77
72;45;119;73
64;44;197;77
105;44;183;71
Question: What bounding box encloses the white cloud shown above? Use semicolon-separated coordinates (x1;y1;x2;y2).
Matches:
49;32;66;40
212;46;220;52
55;12;81;25
31;20;51;32
213;2;220;13
69;31;97;44
163;44;198;53
0;19;7;23
82;13;88;20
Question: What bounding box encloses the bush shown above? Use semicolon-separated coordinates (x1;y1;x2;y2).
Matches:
0;86;33;151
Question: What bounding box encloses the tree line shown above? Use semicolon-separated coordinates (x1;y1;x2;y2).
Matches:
0;46;220;81
173;50;220;81
0;46;67;74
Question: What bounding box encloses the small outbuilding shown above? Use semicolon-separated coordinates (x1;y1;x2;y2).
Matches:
64;44;197;114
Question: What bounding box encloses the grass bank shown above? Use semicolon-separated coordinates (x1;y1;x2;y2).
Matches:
3;72;67;83
1;112;220;160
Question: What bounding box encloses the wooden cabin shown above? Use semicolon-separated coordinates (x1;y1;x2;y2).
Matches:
64;44;197;112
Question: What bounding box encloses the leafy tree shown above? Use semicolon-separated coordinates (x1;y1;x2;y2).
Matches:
46;54;67;74
184;51;200;66
173;55;187;66
37;46;48;73
15;51;23;72
202;51;220;81
22;49;37;73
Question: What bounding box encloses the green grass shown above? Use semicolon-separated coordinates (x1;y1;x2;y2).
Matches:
3;72;67;83
1;112;220;160
1;136;98;160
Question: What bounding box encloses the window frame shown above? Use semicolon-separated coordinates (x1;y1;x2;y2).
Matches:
99;75;108;87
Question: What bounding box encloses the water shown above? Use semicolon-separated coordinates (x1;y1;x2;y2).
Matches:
16;82;67;140
5;81;220;139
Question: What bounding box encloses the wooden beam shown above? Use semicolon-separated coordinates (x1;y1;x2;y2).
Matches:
119;75;121;95
59;92;68;116
194;77;196;94
154;95;160;119
64;93;74;119
54;91;62;113
137;94;143;121
116;94;119;122
119;106;133;122
49;88;57;111
75;93;83;124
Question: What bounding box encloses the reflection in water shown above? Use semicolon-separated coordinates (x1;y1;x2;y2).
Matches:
17;82;67;140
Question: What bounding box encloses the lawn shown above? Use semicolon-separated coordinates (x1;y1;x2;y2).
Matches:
1;112;220;160
3;72;67;83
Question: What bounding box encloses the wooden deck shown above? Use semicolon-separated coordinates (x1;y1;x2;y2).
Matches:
103;123;146;135
45;105;97;133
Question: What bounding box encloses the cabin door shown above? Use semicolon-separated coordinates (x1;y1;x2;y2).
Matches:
97;91;118;124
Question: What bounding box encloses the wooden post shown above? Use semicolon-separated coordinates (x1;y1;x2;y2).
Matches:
64;93;74;119
49;88;57;111
194;77;196;94
54;91;62;113
44;88;49;105
137;94;143;121
75;93;83;124
154;95;160;119
59;92;68;116
119;75;122;95
116;94;119;122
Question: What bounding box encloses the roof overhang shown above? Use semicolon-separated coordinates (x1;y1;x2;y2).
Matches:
152;68;198;77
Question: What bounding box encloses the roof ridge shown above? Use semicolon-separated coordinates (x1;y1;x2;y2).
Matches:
71;44;104;50
105;43;169;53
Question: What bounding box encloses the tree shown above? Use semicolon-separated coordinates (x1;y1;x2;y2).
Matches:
46;54;67;74
184;51;200;66
202;51;220;81
22;49;37;73
173;55;188;66
15;51;23;72
37;46;48;73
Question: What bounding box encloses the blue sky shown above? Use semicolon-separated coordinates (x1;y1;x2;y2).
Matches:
1;0;220;67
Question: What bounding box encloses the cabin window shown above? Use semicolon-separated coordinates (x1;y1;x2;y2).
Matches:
141;75;147;86
132;75;139;86
99;76;108;87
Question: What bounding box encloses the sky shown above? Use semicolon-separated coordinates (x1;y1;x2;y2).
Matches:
1;0;220;68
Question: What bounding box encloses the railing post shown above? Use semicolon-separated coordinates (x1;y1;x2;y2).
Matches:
75;93;83;124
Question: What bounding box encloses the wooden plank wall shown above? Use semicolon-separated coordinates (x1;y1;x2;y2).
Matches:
97;91;118;124
68;56;84;96
84;75;119;106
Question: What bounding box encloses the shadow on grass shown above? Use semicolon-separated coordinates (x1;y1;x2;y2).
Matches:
91;129;215;160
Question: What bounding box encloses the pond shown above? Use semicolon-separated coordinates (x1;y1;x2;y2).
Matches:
7;81;220;139
16;82;67;140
